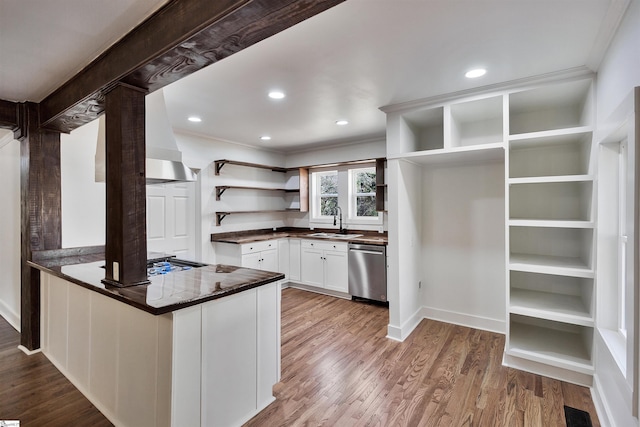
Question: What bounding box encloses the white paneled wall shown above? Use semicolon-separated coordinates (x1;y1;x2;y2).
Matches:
41;273;172;427
41;272;280;427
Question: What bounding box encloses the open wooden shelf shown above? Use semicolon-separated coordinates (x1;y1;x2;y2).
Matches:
214;159;288;175
215;209;301;226
215;186;299;200
213;161;309;225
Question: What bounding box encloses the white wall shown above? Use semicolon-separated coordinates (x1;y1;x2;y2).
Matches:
593;2;640;426
596;0;640;128
420;161;506;333
386;159;423;340
285;137;386;168
285;137;388;231
60;119;106;248
0;131;21;330
175;131;288;263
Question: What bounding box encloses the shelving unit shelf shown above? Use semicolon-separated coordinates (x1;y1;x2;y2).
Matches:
508;315;593;374
505;76;596;381
213;160;309;225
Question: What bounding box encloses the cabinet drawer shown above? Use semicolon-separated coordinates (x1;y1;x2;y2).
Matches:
241;240;277;255
301;240;347;252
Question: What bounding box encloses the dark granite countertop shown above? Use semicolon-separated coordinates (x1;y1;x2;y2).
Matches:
211;227;388;245
29;255;284;315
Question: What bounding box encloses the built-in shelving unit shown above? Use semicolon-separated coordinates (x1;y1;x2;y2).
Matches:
213;160;308;225
505;77;596;382
381;73;598;385
385;93;506;166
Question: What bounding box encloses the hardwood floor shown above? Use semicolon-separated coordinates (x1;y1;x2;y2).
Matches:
0;288;599;426
0;317;112;426
246;288;600;427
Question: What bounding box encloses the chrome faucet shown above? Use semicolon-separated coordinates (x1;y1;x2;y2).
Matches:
333;206;345;234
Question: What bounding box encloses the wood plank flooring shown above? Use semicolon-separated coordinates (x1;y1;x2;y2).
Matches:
0;317;112;426
246;288;600;427
0;288;599;426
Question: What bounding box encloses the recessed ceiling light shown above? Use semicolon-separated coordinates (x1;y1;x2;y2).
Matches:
187;116;202;122
268;91;285;99
465;68;487;78
335;120;349;126
260;136;272;141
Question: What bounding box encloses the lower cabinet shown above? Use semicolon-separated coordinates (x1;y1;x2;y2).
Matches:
288;239;301;281
215;240;279;273
300;240;348;293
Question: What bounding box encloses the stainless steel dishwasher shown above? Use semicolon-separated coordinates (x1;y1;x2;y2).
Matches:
348;243;387;302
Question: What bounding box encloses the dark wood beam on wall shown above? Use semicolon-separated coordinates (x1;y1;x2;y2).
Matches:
0;99;19;131
39;0;344;133
20;102;62;351
102;84;149;288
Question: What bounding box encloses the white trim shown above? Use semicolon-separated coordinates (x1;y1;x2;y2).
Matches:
502;352;593;387
286;282;352;300
421;306;506;334
380;67;594;114
586;0;632;70
592;374;614;427
18;345;42;356
386;306;423;342
0;299;20;332
386;305;507;342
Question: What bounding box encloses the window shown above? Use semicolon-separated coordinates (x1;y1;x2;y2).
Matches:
350;167;377;217
316;170;338;217
310;163;382;226
617;140;627;337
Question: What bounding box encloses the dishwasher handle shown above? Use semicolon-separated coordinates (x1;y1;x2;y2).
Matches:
350;249;383;256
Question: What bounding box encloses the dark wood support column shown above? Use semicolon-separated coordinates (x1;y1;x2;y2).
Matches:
102;84;149;287
20;102;62;350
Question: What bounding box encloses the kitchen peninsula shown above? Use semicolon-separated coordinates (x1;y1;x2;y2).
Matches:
29;254;284;427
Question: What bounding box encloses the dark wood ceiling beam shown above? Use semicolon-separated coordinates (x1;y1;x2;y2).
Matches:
39;0;344;133
0;99;20;136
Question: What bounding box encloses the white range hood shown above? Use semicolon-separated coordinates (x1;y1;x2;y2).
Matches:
95;89;199;185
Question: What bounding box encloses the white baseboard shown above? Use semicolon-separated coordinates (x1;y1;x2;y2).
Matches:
18;345;41;356
286;283;352;300
386;306;423;342
0;299;20;332
591;374;613;427
421;306;506;334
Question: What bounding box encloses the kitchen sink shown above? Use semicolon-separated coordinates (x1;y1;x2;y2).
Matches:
306;232;363;239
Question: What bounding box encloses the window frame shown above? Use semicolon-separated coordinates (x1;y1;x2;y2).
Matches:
348;166;378;221
309;163;383;227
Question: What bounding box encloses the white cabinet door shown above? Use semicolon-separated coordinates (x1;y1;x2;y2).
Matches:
289;239;301;282
261;249;279;273
301;247;324;287
278;240;289;279
242;252;261;270
324;250;348;293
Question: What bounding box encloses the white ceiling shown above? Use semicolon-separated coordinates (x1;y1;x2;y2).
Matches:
0;0;628;152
